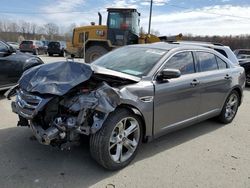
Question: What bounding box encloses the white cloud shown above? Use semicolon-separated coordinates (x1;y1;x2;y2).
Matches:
140;0;170;6
109;0;138;8
141;5;250;36
39;0;97;26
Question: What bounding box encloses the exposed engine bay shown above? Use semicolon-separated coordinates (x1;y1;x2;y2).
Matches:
8;61;138;150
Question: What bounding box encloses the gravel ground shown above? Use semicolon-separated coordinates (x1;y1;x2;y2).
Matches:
0;56;249;188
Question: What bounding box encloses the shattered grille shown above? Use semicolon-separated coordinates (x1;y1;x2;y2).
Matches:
16;89;42;119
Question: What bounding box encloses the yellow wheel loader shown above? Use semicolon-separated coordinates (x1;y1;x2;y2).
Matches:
66;8;178;63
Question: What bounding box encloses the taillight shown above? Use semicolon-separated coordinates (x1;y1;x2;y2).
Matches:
30;44;35;49
20;44;23;48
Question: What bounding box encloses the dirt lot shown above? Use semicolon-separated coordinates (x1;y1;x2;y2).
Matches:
0;56;249;188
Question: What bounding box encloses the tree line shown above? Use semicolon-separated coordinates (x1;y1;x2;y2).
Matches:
1;19;250;50
0;19;75;42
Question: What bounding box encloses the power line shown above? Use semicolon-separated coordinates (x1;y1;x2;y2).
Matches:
0;3;250;21
0;10;90;15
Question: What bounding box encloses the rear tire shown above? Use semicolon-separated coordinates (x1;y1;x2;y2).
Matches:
33;49;38;55
217;90;240;124
85;45;108;63
90;108;142;170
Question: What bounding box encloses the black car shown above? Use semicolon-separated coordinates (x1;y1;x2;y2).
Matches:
47;41;66;57
0;40;44;90
239;59;250;85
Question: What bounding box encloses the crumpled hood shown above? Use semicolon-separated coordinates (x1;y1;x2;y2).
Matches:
19;61;93;95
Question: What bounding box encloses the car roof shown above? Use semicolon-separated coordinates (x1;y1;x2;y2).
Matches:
130;42;216;52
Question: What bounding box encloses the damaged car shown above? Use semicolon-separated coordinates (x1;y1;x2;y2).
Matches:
6;42;245;170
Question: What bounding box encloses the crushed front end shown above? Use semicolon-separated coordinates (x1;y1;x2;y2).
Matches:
8;61;128;149
11;82;120;149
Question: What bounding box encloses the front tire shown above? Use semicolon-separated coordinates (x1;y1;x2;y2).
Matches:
90;108;142;170
85;46;108;63
218;90;240;124
33;49;38;55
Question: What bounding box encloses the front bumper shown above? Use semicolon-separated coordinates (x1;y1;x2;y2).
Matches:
12;89;52;119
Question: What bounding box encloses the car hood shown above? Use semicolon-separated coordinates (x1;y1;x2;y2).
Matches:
6;51;43;65
18;61;139;96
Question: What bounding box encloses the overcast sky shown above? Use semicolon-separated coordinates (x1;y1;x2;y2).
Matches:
1;0;250;36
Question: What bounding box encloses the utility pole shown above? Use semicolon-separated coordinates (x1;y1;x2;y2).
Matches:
148;0;153;34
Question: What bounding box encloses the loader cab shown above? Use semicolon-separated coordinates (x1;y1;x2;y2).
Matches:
107;8;140;46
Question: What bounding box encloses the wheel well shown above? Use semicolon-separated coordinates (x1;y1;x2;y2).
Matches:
85;41;111;51
117;104;147;142
232;87;242;105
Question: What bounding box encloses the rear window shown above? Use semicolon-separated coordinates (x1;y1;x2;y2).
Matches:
238;50;250;55
21;41;33;44
214;49;228;58
48;42;60;47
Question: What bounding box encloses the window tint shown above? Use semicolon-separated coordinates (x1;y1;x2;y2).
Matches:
216;56;228;69
21;41;33;45
164;52;195;75
197;52;218;72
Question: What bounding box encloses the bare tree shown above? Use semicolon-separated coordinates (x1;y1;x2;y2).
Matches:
44;23;59;39
8;22;19;33
31;23;37;35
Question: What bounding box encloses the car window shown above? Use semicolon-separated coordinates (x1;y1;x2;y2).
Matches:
21;41;33;45
0;42;8;52
163;51;195;75
216;56;228;69
197;52;218;72
214;49;228;58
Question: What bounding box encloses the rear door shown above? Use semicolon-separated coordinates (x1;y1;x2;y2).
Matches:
194;51;232;115
153;51;201;137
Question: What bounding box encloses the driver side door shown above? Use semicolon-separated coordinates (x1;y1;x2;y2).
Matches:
153;51;201;138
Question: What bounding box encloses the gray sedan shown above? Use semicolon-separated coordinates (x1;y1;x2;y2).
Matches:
8;42;245;170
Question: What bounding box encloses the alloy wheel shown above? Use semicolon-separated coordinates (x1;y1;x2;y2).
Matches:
109;117;140;163
225;93;239;121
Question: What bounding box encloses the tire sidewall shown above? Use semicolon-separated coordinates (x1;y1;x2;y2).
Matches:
85;46;108;63
90;109;143;170
219;90;240;124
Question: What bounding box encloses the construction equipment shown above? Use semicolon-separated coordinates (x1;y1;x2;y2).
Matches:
66;8;180;63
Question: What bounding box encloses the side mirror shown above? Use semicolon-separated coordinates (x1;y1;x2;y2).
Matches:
157;68;181;81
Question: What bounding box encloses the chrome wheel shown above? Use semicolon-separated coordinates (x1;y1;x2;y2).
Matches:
109;117;140;163
225;93;239;120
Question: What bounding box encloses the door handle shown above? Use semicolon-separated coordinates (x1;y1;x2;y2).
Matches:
224;74;232;80
190;79;200;86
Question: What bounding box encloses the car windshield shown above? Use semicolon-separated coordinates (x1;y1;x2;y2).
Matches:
92;47;166;77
